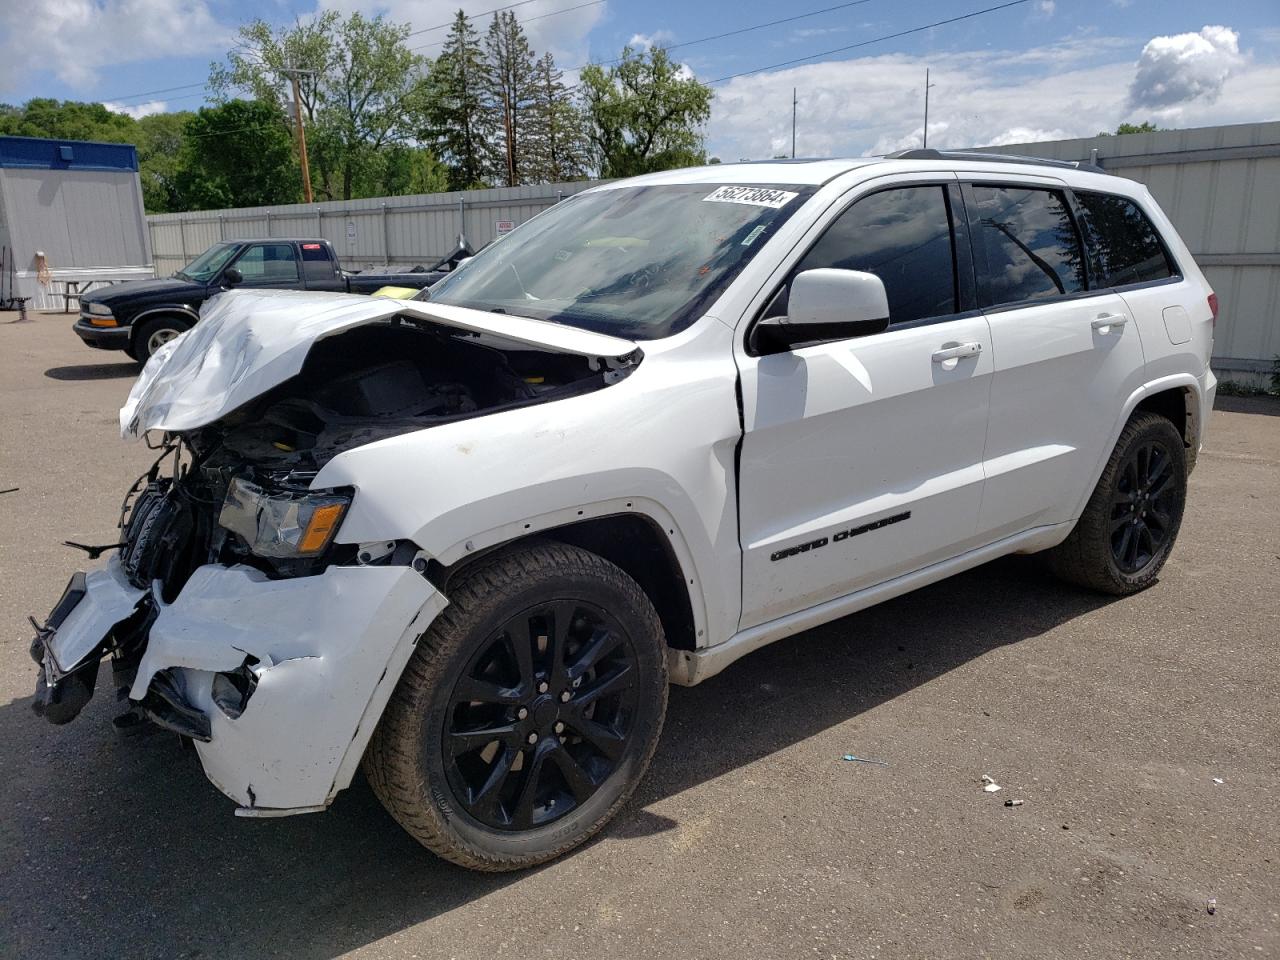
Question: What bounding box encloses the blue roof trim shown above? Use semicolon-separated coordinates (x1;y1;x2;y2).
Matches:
0;135;139;172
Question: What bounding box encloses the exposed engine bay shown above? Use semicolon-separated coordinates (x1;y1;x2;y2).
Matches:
33;314;630;734
126;320;617;594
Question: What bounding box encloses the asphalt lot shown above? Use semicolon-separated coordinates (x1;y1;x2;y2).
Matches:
1;309;1277;960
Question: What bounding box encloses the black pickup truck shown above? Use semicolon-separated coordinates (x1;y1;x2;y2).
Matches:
75;238;469;361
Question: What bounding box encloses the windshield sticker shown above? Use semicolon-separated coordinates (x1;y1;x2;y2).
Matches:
741;225;767;246
702;185;799;208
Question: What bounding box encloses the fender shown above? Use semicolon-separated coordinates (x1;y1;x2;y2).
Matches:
1069;371;1207;521
311;323;746;652
130;304;201;327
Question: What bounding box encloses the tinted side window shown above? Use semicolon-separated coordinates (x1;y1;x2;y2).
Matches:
791;186;957;325
1076;191;1175;286
235;243;300;282
967;186;1086;307
300;242;331;262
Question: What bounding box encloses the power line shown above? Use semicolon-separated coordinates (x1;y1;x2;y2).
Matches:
406;0;550;38
588;0;877;69
98;81;207;103
410;0;604;53
706;0;1031;84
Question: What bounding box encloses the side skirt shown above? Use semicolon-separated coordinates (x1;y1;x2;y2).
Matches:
668;521;1073;686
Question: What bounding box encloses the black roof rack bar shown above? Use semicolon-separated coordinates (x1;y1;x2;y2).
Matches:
883;148;1109;175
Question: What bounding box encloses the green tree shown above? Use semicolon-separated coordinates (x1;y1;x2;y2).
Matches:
484;11;537;186
526;52;587;183
579;46;712;178
135;111;191;213
379;144;451;195
1098;121;1160;136
176;100;301;210
0;98;136;142
210;12;432;200
424;11;498;189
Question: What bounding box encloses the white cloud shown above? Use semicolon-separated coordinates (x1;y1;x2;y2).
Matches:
1036;1;1056;16
102;99;169;119
628;30;676;52
0;0;231;93
1128;25;1241;109
705;29;1277;161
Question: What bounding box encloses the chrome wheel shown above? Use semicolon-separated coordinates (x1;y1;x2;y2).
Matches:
146;326;182;355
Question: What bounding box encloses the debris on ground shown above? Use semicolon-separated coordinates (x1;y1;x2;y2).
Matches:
1212;777;1224;784
981;775;1002;793
0;487;17;495
1004;799;1024;807
1207;898;1217;915
842;754;888;766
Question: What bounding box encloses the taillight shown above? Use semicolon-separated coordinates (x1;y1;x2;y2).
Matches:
1207;292;1219;328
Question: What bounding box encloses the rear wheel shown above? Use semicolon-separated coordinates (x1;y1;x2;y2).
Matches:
129;315;189;362
364;542;668;871
1047;412;1187;595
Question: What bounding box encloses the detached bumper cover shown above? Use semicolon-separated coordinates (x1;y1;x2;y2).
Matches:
43;556;145;678
128;563;444;812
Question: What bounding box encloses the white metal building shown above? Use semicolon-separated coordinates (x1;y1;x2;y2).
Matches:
0;136;153;311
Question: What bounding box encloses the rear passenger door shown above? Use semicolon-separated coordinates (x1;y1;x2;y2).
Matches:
737;178;994;629
963;179;1148;540
228;242;303;289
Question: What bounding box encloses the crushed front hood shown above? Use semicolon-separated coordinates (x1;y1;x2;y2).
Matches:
121;289;639;437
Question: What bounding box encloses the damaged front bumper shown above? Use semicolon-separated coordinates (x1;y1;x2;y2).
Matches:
33;558;444;815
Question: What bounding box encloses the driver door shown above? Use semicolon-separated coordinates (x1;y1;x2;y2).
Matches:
225;242;302;289
736;179;994;629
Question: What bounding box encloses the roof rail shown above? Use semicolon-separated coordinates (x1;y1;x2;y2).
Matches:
884;148;1109;175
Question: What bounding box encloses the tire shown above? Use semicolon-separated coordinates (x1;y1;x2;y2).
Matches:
1047;412;1187;595
129;315;190;362
364;541;668;871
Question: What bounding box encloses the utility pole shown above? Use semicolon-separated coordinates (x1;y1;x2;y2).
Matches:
922;68;936;149
791;87;798;159
283;66;315;203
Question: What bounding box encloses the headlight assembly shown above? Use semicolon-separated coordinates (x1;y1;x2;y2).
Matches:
218;477;350;558
86;302;114;317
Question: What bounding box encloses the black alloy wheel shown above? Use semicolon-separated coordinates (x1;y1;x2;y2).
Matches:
1046;411;1187;595
443;600;639;831
1109;438;1178;574
363;541;668;871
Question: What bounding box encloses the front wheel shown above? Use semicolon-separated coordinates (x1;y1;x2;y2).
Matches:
1047;412;1187;595
364;542;668;871
128;315;190;362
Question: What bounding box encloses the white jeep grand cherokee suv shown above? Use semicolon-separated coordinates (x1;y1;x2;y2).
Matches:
32;151;1217;870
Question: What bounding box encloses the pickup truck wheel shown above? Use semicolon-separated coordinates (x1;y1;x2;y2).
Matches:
364;541;668;871
1047;412;1187;595
130;316;190;362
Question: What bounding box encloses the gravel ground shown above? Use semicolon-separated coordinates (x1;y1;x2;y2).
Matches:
1;311;1277;960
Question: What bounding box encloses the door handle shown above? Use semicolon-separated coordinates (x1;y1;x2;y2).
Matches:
1091;313;1128;331
931;342;983;363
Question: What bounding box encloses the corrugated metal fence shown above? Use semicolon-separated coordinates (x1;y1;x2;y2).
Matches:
974;121;1280;386
147;122;1279;384
146;180;599;278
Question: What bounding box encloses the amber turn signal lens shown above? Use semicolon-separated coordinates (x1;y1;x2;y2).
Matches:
88;317;118;327
298;502;346;554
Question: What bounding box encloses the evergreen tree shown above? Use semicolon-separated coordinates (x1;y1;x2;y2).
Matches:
484;11;537;187
527;52;587;183
425;11;498;189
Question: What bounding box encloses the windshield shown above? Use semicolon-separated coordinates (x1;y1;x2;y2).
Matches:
426;183;814;339
178;242;240;282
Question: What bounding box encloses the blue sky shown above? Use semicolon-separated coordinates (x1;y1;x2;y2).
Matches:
2;0;1277;158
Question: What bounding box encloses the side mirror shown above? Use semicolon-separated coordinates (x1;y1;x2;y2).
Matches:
223;267;243;286
752;268;890;353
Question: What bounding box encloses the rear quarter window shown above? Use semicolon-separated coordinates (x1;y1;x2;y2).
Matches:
1075;191;1177;287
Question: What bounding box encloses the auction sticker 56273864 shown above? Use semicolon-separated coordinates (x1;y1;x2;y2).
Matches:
702;185;799;208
